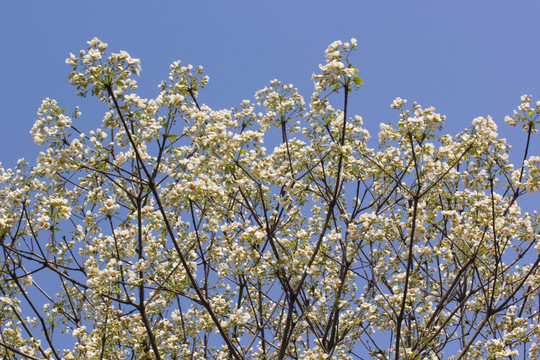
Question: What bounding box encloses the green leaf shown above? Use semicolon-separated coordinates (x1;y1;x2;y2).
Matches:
353;75;364;85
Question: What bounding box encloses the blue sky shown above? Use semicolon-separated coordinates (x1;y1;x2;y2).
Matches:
1;1;540;169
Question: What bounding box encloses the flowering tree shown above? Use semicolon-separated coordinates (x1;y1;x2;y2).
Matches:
0;38;539;360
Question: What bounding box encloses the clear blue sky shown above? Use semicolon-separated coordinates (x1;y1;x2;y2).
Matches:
1;1;540;169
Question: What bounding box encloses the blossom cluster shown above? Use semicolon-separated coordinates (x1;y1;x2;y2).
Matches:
0;38;538;360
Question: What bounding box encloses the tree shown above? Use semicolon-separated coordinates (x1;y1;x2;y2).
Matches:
0;37;539;360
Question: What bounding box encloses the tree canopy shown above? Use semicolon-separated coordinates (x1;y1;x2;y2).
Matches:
0;38;539;360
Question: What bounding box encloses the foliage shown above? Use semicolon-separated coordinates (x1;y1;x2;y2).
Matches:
1;38;539;360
